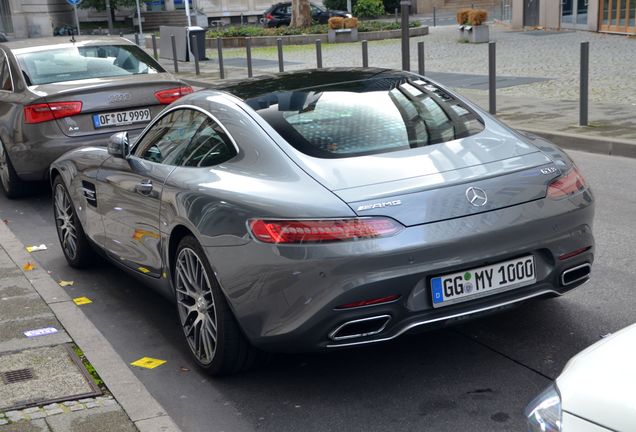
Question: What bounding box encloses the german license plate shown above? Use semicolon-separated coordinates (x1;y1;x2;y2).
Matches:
431;255;536;308
92;108;151;128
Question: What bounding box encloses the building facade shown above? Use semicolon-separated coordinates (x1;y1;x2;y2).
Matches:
0;0;74;38
512;0;635;34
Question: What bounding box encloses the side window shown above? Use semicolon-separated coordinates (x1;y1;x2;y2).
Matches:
135;109;206;163
0;51;12;92
172;117;237;167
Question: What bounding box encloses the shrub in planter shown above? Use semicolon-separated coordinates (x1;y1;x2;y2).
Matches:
353;0;385;18
468;9;488;26
328;16;345;29
343;17;359;28
456;8;471;25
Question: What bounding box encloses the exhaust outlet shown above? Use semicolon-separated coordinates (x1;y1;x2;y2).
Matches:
329;315;391;341
561;263;591;286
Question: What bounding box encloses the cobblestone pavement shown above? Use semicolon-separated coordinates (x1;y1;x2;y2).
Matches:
194;24;636;106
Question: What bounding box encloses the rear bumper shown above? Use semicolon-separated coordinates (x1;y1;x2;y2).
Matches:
12;128;144;181
206;192;595;353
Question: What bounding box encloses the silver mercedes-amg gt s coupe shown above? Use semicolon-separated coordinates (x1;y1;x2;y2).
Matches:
51;69;595;375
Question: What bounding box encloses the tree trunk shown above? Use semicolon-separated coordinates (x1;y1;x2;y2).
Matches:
291;0;312;27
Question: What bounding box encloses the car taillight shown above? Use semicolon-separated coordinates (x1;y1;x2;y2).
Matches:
24;101;83;124
154;86;193;104
248;217;403;244
547;166;587;199
265;13;273;20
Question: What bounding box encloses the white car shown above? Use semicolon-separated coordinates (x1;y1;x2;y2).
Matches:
525;323;636;431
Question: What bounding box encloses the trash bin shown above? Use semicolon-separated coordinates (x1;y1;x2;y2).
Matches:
186;26;206;61
159;26;206;62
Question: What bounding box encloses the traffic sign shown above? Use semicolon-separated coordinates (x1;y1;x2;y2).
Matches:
66;0;81;5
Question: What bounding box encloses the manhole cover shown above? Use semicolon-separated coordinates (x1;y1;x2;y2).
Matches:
1;368;34;385
0;344;101;411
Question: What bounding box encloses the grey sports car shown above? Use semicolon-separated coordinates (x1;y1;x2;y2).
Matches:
50;69;595;375
0;36;191;198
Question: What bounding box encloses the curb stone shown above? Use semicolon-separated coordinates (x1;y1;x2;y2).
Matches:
0;221;182;432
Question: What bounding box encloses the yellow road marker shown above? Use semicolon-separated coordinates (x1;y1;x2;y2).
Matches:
23;262;35;271
59;280;74;287
26;244;47;253
73;297;92;305
131;357;167;369
138;267;150;274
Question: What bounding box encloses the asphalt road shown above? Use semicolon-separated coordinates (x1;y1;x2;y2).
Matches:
0;149;632;432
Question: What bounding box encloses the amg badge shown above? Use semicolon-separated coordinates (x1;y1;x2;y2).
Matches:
357;200;402;212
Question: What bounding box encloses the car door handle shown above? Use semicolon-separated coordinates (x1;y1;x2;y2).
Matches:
135;180;153;196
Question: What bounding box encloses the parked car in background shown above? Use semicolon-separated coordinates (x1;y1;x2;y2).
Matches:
526;323;636;431
0;36;191;198
262;2;351;27
51;68;594;376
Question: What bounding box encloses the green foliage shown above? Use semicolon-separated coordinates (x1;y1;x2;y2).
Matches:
73;345;105;389
382;0;401;13
79;0;136;11
353;0;386;18
206;20;419;38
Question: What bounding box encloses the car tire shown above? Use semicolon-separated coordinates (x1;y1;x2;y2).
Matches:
0;140;27;199
173;235;258;376
52;176;95;268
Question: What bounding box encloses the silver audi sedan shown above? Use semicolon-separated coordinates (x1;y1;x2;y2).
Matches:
0;36;191;198
50;69;595;375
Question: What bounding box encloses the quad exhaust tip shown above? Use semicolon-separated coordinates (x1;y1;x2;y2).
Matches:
329;315;391;341
561;263;591;287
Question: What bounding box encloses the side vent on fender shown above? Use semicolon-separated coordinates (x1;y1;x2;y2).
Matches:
82;181;97;207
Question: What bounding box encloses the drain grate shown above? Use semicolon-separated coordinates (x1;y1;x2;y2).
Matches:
1;368;35;385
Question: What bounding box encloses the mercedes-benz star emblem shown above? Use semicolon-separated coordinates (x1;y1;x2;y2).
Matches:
465;187;488;207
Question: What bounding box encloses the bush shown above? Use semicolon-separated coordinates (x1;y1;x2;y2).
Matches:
328;16;345;29
383;0;400;13
353;0;385;18
456;8;471;25
343;17;359;28
468;9;488;26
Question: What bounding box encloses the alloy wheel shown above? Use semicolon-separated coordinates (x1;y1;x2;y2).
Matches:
54;184;78;260
0;142;9;192
175;247;218;365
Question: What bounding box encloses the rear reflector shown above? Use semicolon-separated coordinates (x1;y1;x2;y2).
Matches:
548;166;587;199
336;295;400;310
154;86;193;104
558;246;591;261
24;101;83;124
248;217;403;244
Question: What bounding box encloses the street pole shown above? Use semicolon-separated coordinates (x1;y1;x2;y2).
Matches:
135;0;143;43
185;0;192;27
105;0;114;35
73;4;81;36
347;0;352;13
400;0;410;71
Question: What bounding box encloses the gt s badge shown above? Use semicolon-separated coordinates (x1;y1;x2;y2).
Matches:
357;200;402;212
540;167;558;175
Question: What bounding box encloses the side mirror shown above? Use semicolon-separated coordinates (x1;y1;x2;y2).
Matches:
107;132;130;159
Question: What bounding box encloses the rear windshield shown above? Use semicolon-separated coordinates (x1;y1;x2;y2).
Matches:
245;78;484;158
16;44;165;85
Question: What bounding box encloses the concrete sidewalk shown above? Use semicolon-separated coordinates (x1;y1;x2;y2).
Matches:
0;221;180;432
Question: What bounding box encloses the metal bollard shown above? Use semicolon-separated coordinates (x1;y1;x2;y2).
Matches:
471;3;474;9
316;39;323;69
417;41;425;75
119;32;123;38
580;42;589;126
171;34;178;73
246;37;253;78
395;8;398;23
134;33;139;46
489;41;496;114
361;40;369;68
151;34;158;60
401;0;410;71
277;38;284;72
433;7;436;27
191;35;200;75
217;37;225;79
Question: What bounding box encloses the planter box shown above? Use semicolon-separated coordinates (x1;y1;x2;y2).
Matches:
327;28;358;43
467;24;489;43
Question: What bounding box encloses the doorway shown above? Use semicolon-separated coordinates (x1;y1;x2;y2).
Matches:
561;0;590;28
524;0;540;26
599;0;636;33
